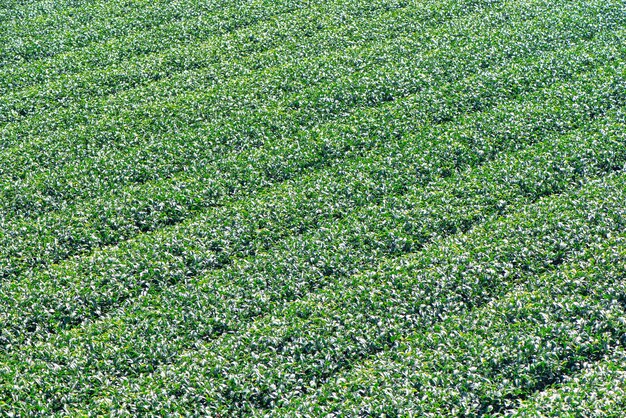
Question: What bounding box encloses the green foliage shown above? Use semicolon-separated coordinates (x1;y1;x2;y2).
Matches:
281;231;626;416
0;0;625;415
502;349;626;417
1;17;623;279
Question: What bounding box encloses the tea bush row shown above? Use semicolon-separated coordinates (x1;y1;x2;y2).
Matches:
65;167;626;416
0;23;622;284
277;231;626;417
1;109;624;414
1;0;618;216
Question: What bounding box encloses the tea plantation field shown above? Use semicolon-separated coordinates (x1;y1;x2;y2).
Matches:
1;0;626;416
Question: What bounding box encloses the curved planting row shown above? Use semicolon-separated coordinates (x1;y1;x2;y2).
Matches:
0;0;589;189
0;49;622;310
12;142;626;416
501;348;626;417
274;230;626;416
0;0;456;115
0;19;622;282
0;103;624;415
0;0;298;69
1;0;624;414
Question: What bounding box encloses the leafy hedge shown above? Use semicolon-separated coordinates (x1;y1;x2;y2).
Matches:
2;111;625;415
0;0;484;116
1;0;625;415
2;0;621;222
2;61;623;348
502;349;626;417
1;14;623;284
69;162;626;416
278;231;626;416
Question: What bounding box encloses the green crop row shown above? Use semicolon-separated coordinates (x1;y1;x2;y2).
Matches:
1;0;624;415
0;32;622;283
0;0;188;29
0;10;621;243
0;0;588;188
2;0;616;180
1;4;625;418
273;232;626;417
0;50;621;327
0;0;457;107
1;108;624;415
0;0;299;68
134;175;626;416
0;0;413;111
501;349;626;417
0;0;72;23
48;150;624;415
